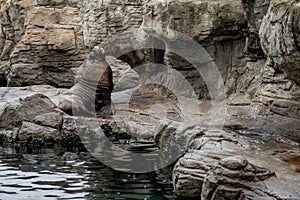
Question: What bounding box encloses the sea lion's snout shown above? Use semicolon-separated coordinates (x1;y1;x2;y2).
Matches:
90;46;105;60
92;46;105;54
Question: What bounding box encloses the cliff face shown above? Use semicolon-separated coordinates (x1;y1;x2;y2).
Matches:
0;0;300;116
243;0;300;118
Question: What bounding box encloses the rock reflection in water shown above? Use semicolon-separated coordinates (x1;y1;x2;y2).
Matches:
0;147;175;200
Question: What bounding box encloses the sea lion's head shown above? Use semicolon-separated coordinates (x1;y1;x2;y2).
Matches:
81;46;110;84
87;46;106;63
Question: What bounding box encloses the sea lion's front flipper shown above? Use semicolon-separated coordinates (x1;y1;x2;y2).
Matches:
100;102;115;115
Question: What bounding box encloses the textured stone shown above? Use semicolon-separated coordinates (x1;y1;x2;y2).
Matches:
0;0;299;197
33;112;63;129
0;0;299;105
201;155;274;200
228;93;251;106
219;155;248;170
242;0;271;31
18;121;61;145
0;87;65;145
0;86;299;198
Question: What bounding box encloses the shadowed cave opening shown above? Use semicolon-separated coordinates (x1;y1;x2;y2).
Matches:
0;75;7;87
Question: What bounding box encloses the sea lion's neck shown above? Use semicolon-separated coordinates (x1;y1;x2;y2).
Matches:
79;78;110;92
79;78;97;89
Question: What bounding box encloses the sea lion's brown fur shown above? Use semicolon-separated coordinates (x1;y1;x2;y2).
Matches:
58;46;114;116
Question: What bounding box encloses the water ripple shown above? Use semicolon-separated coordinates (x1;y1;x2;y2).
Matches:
0;147;174;200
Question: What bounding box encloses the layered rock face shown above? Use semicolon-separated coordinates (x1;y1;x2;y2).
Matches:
1;86;300;199
0;0;87;87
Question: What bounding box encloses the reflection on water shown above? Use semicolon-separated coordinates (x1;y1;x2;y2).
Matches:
0;147;175;200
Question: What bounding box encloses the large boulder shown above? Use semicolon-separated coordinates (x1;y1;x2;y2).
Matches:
0;87;64;145
173;129;300;199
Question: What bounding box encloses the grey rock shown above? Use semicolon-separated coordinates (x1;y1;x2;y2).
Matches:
18;121;61;145
201;155;274;200
0;86;299;198
242;0;271;31
0;0;252;100
17;94;57;120
0;0;299;197
0;105;22;130
114;69;140;92
0;93;58;130
0;0;87;87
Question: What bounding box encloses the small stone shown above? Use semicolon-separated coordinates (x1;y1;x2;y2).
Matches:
62;152;79;161
219;155;248;170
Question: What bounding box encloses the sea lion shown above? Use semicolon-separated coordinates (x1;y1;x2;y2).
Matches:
58;46;114;116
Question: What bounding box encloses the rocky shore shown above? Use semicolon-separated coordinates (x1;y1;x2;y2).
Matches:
0;84;299;199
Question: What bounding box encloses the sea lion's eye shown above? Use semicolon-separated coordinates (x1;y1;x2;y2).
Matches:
89;52;95;61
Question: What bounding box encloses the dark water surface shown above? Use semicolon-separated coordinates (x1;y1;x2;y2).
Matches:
0;147;175;200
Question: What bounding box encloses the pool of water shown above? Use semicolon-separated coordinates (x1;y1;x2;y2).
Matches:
0;146;175;200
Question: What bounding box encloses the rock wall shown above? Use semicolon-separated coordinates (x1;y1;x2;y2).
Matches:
142;0;251;98
79;0;144;47
0;0;257;98
0;0;87;87
242;0;300;118
79;0;257;98
259;0;300;86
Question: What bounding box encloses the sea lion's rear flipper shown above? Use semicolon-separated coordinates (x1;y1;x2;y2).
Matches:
100;102;115;115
